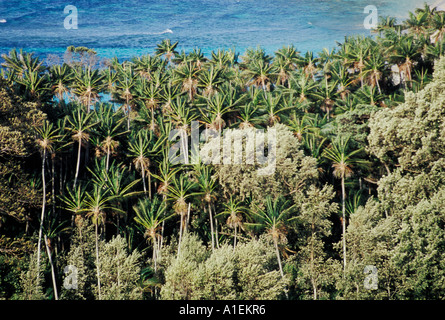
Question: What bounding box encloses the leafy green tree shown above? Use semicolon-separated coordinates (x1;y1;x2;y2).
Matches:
97;235;143;300
292;185;339;299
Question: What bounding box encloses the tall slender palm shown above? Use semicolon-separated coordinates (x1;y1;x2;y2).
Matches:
135;79;163;131
71;67;104;113
172;61;201;101
363;53;386;94
297;51;319;81
134;196;173;271
167;173;196;257
217;196;246;250
193;165;218;251
114;63;137;129
35;120;61;274
322;136;370;273
242;59;276;91
89;159;141;230
94;103;127;171
248;196;295;278
49;63;73;105
198;92;232;130
274;45;300;87
198;65;224;97
128;129;164;197
430;11;445;43
155;39;179;63
390;36;421;87
80;184;119;300
65;106;97;188
260;91;292;126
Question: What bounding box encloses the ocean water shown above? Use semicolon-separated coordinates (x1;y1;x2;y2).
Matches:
0;0;434;60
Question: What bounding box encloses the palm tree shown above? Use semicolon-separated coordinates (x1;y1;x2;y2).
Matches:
241;59;276;91
314;76;338;120
167;173;196;257
155;39;179;63
236;101;262;129
330;61;353;100
49;63;73;105
80;183;121;300
373;16;398;35
259;91;292;126
65;105;97;188
94;103;127;171
89;159;141;231
135;79;163;130
217;196;246;250
429;11;445;43
128;129;165;197
363;53;386;94
114;63;137;129
15;69;51;103
390;36;421;87
198;65;224;97
193;165;218;251
297;51;319;81
248;196;295;278
35;120;61;274
71;67;104;113
286;70;319;108
322;136;370;273
134;196;173;271
132;53;165;80
1;49;46;78
198;92;232;131
172;61;200;101
404;11;429;37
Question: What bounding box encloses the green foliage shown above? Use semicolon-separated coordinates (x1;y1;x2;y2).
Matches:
97;235;143;300
4;4;445;300
160;233;288;300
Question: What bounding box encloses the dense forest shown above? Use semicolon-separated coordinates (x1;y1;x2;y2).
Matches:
2;4;445;300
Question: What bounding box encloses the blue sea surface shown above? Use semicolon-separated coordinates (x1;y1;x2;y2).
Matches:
0;0;434;60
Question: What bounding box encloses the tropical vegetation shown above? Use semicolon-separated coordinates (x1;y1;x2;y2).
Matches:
2;4;445;300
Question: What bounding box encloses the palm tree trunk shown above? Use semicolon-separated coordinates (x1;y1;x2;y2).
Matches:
37;149;46;272
106;146;110;172
152;235;158;272
233;224;237;250
44;235;58;300
74;140;82;188
311;221;316;300
177;214;184;258
141;163;147;195
95;222;101;300
274;237;284;278
208;203;215;252
51;155;56;216
341;176;347;274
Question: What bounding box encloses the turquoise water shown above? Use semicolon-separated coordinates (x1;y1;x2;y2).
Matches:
0;0;434;60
